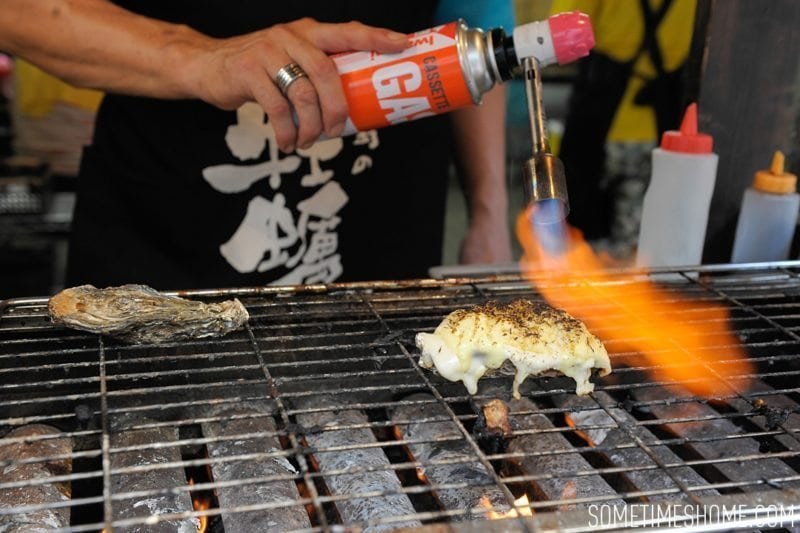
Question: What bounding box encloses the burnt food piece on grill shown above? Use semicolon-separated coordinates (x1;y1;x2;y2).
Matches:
472;398;514;454
48;284;249;344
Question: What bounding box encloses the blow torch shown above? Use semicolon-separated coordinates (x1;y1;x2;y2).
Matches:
521;55;570;226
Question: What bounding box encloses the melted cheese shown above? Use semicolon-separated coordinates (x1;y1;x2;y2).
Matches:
416;300;611;399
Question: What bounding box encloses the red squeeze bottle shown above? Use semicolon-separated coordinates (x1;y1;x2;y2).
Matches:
636;103;719;268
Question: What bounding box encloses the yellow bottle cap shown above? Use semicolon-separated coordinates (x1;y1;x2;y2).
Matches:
753;151;797;194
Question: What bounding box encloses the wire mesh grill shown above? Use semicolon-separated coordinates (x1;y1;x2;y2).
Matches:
2;263;800;532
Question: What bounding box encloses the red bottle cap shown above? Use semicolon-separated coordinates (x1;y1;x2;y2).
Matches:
0;54;11;78
548;11;595;65
660;103;714;154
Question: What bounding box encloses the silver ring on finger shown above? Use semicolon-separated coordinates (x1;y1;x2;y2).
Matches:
275;63;308;97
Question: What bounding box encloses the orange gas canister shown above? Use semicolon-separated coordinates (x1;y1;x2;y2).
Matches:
330;13;594;136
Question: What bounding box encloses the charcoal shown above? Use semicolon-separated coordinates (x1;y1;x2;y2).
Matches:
201;404;311;532
633;386;800;491
0;425;71;531
391;393;510;519
500;392;625;509
556;392;717;500
109;414;197;532
295;396;421;532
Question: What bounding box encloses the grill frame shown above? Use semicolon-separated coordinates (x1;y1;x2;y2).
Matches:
2;261;800;531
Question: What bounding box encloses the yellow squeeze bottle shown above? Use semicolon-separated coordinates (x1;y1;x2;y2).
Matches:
731;151;799;262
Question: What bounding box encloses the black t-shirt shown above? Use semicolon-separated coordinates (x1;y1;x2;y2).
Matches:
67;0;452;290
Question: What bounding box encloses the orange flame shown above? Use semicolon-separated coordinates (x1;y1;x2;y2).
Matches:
516;206;752;397
188;477;210;533
481;494;534;519
564;413;596;447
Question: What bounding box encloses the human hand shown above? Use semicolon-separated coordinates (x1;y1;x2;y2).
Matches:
459;215;513;265
186;18;408;153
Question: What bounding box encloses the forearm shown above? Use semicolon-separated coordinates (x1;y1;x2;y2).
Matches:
451;85;509;220
1;2;410;149
0;0;208;98
451;85;512;263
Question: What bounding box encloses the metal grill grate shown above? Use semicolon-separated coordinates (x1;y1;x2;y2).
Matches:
2;263;800;531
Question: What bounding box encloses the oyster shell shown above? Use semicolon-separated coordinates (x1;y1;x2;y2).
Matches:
48;284;249;344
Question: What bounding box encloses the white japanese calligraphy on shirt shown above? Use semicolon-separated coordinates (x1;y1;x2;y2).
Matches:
201;102;379;284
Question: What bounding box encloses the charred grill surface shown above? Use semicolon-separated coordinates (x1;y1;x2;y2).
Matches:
2;264;800;530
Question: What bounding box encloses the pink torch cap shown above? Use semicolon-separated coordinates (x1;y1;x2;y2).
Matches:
548;11;595;65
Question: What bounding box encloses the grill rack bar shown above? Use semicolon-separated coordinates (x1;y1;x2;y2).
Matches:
359;292;533;531
3;262;800;531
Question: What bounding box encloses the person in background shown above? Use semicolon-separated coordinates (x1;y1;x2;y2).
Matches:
551;0;696;259
6;63;103;293
0;0;514;290
11;60;103;178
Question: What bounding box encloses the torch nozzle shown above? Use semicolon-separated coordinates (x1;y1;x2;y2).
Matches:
521;56;569;223
521;152;570;221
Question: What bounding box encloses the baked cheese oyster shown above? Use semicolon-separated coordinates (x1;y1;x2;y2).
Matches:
416;299;611;398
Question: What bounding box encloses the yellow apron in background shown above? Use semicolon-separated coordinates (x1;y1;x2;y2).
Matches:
549;0;696;142
14;59;103;118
